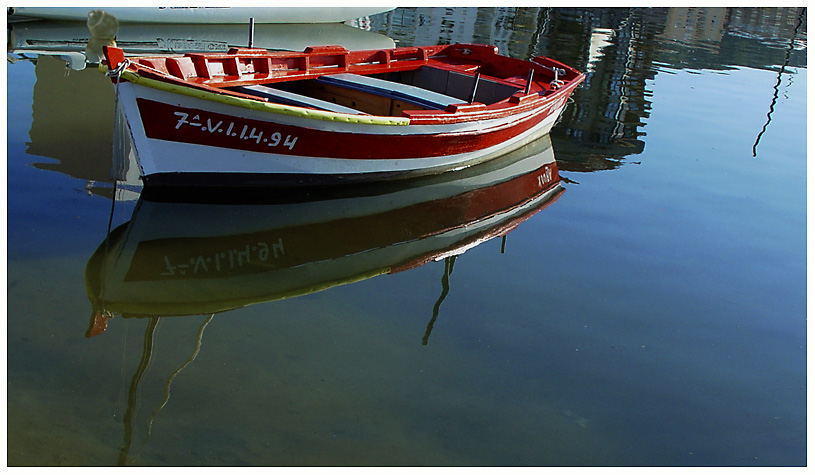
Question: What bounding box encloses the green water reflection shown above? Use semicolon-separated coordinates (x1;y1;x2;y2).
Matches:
7;7;806;466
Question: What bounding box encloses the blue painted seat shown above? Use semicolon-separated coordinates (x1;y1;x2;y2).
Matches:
316;73;464;110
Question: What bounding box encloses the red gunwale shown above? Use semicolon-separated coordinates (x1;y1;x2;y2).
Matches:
104;43;585;126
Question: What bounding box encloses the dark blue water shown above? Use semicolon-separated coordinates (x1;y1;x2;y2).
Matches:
7;7;806;466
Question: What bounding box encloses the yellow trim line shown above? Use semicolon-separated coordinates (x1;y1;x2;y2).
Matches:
103;66;411;126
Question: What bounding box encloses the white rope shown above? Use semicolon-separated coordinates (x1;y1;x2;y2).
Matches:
105;58;131;78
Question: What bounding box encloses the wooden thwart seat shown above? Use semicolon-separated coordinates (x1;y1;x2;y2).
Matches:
316;73;464;110
232;85;368;115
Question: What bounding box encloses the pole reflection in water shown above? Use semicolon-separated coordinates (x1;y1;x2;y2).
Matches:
115;314;214;466
85;133;565;464
423;255;456;346
117;317;158;466
751;6;806;157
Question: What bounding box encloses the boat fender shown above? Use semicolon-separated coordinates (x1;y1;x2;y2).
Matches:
86;10;119;64
87;9;119;38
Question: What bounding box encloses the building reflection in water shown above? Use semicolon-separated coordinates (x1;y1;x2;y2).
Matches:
373;7;806;172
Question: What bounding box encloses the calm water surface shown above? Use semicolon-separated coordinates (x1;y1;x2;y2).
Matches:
6;7;807;466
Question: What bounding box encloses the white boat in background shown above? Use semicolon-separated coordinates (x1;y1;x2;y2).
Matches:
8;20;396;63
8;6;395;24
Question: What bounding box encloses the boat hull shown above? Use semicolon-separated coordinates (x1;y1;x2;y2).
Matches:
117;80;570;187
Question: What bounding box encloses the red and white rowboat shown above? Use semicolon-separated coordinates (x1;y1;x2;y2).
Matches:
102;43;584;187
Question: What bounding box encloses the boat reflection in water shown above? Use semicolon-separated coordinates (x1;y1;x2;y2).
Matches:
85;134;564;336
85;134;563;465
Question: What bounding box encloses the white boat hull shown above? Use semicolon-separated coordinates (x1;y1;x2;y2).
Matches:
9;7;394;24
116;81;569;186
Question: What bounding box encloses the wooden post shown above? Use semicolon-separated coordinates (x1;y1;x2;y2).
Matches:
524;68;535;95
469;72;481;103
